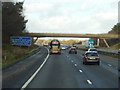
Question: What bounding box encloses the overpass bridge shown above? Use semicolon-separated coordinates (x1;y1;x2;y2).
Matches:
18;33;119;48
24;33;119;39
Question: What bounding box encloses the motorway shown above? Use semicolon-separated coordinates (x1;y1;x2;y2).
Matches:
2;46;119;89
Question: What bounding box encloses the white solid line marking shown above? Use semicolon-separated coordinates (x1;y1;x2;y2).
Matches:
79;70;83;72
74;64;77;66
87;80;92;84
108;64;112;66
20;47;49;90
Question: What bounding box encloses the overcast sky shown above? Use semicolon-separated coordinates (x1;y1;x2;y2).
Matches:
5;0;119;40
21;0;118;34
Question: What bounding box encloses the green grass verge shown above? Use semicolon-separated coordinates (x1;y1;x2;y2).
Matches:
98;52;120;59
2;44;40;69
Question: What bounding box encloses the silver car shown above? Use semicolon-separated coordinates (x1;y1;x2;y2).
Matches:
88;48;97;53
83;51;100;65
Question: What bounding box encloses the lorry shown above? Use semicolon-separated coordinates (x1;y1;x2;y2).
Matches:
85;39;94;48
49;39;61;55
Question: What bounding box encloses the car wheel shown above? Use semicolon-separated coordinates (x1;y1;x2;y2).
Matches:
84;61;87;65
69;52;71;54
97;62;100;65
75;52;77;54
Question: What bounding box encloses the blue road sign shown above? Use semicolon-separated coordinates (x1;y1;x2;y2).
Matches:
11;37;31;46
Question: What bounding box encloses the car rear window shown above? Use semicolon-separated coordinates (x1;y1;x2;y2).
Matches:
86;53;98;57
90;49;97;51
71;48;76;50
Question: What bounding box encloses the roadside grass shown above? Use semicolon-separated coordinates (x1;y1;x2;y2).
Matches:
95;42;119;50
2;43;40;69
99;52;120;59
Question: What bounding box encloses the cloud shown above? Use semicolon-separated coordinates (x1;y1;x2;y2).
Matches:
95;12;117;20
24;3;53;14
81;3;87;10
23;0;118;34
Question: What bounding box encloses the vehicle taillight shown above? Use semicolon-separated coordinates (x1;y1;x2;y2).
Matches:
85;56;88;59
97;56;100;59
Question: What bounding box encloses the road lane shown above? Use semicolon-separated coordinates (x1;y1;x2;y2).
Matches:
2;46;48;88
2;46;119;88
77;49;118;68
63;49;118;88
76;49;118;74
27;52;95;88
27;48;118;88
27;54;79;88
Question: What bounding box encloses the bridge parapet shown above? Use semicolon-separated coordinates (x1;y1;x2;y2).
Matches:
23;33;119;39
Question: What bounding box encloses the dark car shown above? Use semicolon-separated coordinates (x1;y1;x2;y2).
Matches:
83;51;100;65
69;47;77;54
72;45;78;49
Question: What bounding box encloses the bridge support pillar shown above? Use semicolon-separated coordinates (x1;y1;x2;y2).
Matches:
97;38;99;47
102;38;110;48
31;37;38;45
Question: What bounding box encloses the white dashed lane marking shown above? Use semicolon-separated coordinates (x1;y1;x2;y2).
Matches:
87;80;92;85
74;64;77;67
79;70;83;72
108;64;112;66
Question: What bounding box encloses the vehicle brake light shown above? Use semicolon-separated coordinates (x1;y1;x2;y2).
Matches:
97;56;100;59
85;56;88;59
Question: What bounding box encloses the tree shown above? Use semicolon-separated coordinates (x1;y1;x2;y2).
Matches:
108;23;120;35
106;23;120;47
2;1;28;43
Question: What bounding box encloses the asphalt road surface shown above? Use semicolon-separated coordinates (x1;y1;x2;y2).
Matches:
2;46;119;89
27;47;118;88
2;46;48;88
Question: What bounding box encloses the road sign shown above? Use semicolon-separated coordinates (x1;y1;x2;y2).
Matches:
11;37;31;46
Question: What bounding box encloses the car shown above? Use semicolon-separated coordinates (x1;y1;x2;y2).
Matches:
65;46;69;49
61;46;66;50
72;45;78;49
67;45;71;48
69;47;77;54
83;51;100;65
88;48;97;53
